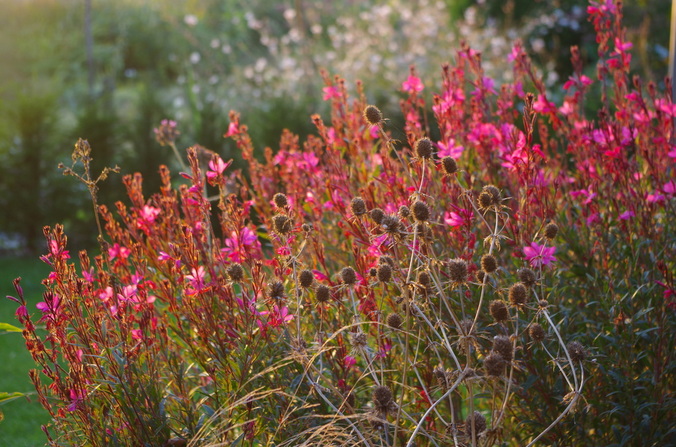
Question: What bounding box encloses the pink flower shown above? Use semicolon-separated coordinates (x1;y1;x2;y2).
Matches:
259;305;294;328
402;75;424;94
533;95;556;114
344;355;356;369
437;139;464;159
185;266;208;295
224;121;239;137
108;243;130;260
523;242;557;268
322;85;341;101
206;155;232;181
663;180;676;196
619;210;635;220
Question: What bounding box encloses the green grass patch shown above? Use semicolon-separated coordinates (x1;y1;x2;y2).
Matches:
1;257;51;446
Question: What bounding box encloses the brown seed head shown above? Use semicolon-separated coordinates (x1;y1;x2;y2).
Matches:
226;263;244;282
417;271;431;287
350;331;368;349
489;300;509;322
448;258;468;283
268;281;285;300
350;197;367;216
481;254;498;273
412;201;430;222
377;264;392;282
544;222;559;240
369;268;378;277
465;411;487;438
441;156;457;175
415;138;433;159
369;207;385;224
273;193;288;209
484;352;505;376
272;214;292;234
517;268;537;288
567;341;586;362
386;313;403;329
381;215;402;235
316;285;330;303
379;256;395;267
528;323;545;342
508;282;528;307
398;205;410;219
364;105;383;126
372;385;393;414
341;267;357;285
476;270;486;284
478;191;494;210
483;185;501;203
492;335;513;362
299;269;314;288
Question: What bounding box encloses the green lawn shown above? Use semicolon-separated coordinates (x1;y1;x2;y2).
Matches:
1;257;51;446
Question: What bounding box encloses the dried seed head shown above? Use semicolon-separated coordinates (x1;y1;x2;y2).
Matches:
528;323;545;342
484;352;505;376
268;281;285;300
412;201;430;222
351;197;367;216
369;268;378;277
417;271;431;287
448;258;468;283
272;214;292;234
517;268;537;288
441;156;457;175
567;341;586;362
398;205;410;219
489;300;509;322
538;299;549;309
386;313;403;329
465;411;487;439
481;254;498;274
350;331;368;349
478;191;494;210
476;270;486;284
492;335;513;362
508;282;528;307
341;267;357;285
369;208;385;224
381;215;402;235
226;263;244;282
299;270;314;288
364;105;383;126
301;223;312;233
460;318;473;336
483;184;501;203
372;385;394;414
379;256;395;267
415;138;433;159
273;193;288;209
316;285;330;303
544;222;559;240
377;264;392;282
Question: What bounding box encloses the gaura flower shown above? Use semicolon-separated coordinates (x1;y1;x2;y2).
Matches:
523;242;556;268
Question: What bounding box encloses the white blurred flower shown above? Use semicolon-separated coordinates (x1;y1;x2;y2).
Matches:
190;52;201;64
184;14;198;26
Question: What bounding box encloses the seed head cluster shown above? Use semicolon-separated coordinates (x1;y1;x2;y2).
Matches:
492;335;513;362
484;352;505;376
386;313;402;329
508;282;528;307
481;254;497;274
415;137;433;159
268;281;285;300
441;156;457;175
272;214;292;235
226;263;244;282
567;341;586;362
273;193;288;209
412;201;430;222
340;267;357;285
350;197;367;216
316;285;330;303
369;208;385;224
529;323;545;342
372;385;395;415
517;268;537;288
448;258;468;283
363;105;383;126
377;264;392;282
489;300;509;322
299;269;314;288
544;222;559;240
465;411;487;439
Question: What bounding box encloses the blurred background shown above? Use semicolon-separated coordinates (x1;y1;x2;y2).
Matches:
0;0;670;442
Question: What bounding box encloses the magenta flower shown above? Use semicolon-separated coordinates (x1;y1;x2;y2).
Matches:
206;155;232;181
322;85;341;101
523;242;557;268
402;75;424;93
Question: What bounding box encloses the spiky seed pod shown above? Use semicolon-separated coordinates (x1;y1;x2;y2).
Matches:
538;299;549;309
415;138;433;159
484;352;505;376
369;268;378;277
465;411;487;439
476;270;486;284
508;282;528;307
386;313;403;329
379;256;395;267
341;267;357;285
417;271;431;287
273;193;288;209
567;341;586;362
364;105;383;125
492;335;513;362
377;264;392;282
529;323;545;342
478;191;494;210
398;205;410;219
489;300;509;322
301;223;312;233
544;222;559;240
416;223;432;241
441;156;457;175
412;201;430;222
460;318;473;336
372;385;394;414
483;184;501;203
226;263;244;282
517;268;537;288
381;215;402;234
299;270;314;288
272;214;292;234
369;208;385;224
316;285;330;303
350;197;367;216
449;258;468;283
268;281;285;300
349;331;368;349
481;254;498;274
433;366;448;388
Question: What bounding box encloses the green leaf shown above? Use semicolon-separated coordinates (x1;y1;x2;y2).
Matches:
0;322;22;333
0;391;25;405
